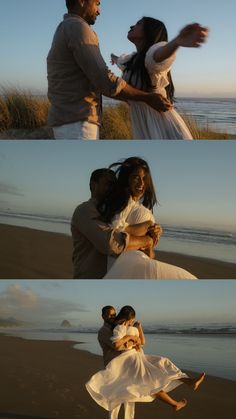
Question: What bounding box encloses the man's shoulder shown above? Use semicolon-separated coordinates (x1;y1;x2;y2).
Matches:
63;13;98;42
72;199;95;217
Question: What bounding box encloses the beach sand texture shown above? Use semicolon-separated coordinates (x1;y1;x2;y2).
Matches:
0;334;235;419
0;224;236;279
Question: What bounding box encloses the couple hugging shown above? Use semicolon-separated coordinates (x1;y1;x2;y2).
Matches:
86;305;205;418
71;157;197;279
47;0;208;140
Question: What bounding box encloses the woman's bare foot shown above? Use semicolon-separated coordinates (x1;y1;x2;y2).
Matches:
192;372;206;391
174;399;187;411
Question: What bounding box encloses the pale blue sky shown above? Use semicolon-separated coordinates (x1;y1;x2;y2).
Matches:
0;0;235;97
0;141;236;230
0;280;235;327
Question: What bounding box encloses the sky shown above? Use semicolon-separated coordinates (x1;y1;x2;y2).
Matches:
0;0;236;97
0;280;235;327
0;141;236;230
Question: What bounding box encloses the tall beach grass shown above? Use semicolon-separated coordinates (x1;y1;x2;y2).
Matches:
0;88;49;131
0;89;232;139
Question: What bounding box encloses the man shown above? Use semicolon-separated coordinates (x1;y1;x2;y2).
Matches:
47;0;171;140
71;168;155;278
98;305;140;419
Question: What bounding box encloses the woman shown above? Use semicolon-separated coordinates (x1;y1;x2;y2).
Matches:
111;18;208;139
86;306;205;412
99;157;197;279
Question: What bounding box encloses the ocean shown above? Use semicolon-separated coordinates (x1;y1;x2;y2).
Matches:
3;325;236;381
103;97;236;136
0;211;235;263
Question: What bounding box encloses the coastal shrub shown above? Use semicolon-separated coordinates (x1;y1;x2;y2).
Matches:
182;113;231;140
0;96;11;131
1;89;49;130
101;103;132;139
0;88;231;139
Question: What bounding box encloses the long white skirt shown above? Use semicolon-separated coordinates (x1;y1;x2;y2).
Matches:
104;251;197;280
130;102;193;140
86;349;188;411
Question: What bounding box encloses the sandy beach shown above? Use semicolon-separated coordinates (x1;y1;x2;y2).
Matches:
0;334;235;419
0;223;236;279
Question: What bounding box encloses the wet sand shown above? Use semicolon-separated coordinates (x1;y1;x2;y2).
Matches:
0;334;235;419
0;223;236;279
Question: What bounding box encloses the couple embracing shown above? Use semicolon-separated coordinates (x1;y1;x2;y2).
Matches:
47;0;208;140
86;305;205;418
71;157;197;279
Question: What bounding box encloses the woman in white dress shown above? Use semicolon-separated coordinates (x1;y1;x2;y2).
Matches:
86;306;205;413
99;157;197;279
111;18;208;140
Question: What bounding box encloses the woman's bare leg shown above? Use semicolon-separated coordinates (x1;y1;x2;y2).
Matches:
155;390;187;411
180;372;205;390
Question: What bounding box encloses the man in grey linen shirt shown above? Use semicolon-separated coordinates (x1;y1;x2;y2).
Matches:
71;168;154;279
47;0;171;140
98;305;141;419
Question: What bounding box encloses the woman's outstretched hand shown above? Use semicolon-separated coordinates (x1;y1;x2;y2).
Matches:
110;53;118;65
177;23;209;48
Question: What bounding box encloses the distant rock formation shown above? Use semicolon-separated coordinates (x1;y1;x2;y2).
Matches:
60;320;71;328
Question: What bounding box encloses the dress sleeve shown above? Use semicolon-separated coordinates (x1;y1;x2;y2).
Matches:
145;41;176;74
126;203;155;225
111;198;136;231
116;53;136;71
110;325;126;342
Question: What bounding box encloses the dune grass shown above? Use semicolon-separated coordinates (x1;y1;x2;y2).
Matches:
0;88;50;132
101;103;132;139
0;89;232;139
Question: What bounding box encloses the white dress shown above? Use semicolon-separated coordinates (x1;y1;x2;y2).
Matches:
104;198;197;280
86;324;188;411
117;42;193;140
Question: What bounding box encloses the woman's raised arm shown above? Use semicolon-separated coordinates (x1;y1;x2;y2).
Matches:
153;23;208;63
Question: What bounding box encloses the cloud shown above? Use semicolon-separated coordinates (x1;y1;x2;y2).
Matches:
0;182;24;197
0;284;89;324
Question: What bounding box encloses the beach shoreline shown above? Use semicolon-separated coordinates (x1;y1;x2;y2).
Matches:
0;223;236;279
0;333;235;419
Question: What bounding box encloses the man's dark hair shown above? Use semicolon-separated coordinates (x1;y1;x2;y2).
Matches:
102;305;115;317
66;0;76;11
89;168;116;189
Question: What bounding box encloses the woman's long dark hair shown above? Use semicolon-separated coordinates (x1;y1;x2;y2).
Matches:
124;17;175;103
112;306;136;330
98;157;157;223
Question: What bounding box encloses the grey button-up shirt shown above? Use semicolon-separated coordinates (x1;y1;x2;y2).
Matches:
47;14;126;127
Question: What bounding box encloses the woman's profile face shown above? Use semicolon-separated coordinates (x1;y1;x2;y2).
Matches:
127;317;135;326
129;167;147;201
127;19;144;44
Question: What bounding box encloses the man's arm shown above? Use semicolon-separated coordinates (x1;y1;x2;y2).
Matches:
125;221;153;237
